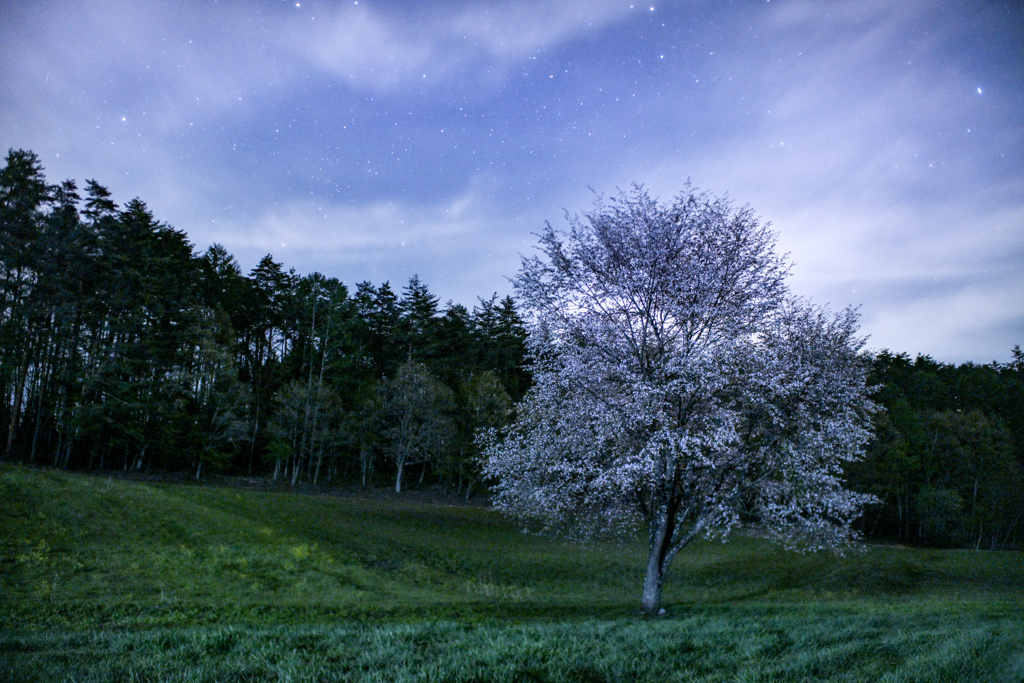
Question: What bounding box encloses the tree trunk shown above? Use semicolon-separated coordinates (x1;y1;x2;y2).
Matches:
133;444;147;472
395;459;404;493
28;383;45;463
29;331;52;463
4;344;31;460
248;404;260;475
313;447;323;485
641;488;700;617
642;512;671;616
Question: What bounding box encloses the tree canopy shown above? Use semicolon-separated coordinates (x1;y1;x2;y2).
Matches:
482;185;878;615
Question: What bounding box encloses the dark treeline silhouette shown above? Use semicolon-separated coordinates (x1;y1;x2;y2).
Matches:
0;149;527;496
2;149;1021;546
848;348;1024;549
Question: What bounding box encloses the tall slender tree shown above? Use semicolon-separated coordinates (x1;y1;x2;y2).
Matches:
0;149;51;460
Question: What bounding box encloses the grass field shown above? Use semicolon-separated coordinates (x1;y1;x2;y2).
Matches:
1;464;1022;681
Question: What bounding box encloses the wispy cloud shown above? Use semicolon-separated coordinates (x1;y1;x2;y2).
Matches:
2;0;650;143
451;0;635;59
246;193;480;255
286;0;641;92
224;180;526;300
285;5;437;92
867;283;1024;362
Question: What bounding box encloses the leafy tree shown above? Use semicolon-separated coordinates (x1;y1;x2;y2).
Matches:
448;370;511;498
482;186;877;616
273;272;354;484
48;180;109;468
266;380;344;485
492;296;530;400
373;359;455;493
185;306;250;480
851;350;1024;548
0;150;541;484
67;197;201;472
198;244;248;337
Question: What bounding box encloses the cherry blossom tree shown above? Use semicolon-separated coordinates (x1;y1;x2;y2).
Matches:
481;185;878;616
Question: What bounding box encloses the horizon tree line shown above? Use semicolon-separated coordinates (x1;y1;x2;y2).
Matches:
2;148;1021;548
0;148;528;494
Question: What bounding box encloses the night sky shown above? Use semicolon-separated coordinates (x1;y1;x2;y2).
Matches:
2;0;1021;363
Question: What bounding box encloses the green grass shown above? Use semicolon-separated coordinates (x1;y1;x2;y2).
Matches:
4;613;1023;682
1;464;1022;681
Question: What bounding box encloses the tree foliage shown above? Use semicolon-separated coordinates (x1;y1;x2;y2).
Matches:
372;359;455;493
0;149;525;491
482;185;878;614
848;349;1024;549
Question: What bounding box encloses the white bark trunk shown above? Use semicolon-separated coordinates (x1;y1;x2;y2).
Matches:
642;509;671;616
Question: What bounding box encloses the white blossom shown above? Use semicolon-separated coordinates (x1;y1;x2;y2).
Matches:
480;185;878;615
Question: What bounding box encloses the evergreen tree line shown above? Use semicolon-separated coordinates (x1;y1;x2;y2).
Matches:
0;149;528;494
849;349;1024;549
3;149;1022;548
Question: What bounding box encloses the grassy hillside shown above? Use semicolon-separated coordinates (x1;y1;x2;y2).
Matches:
1;464;1022;681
